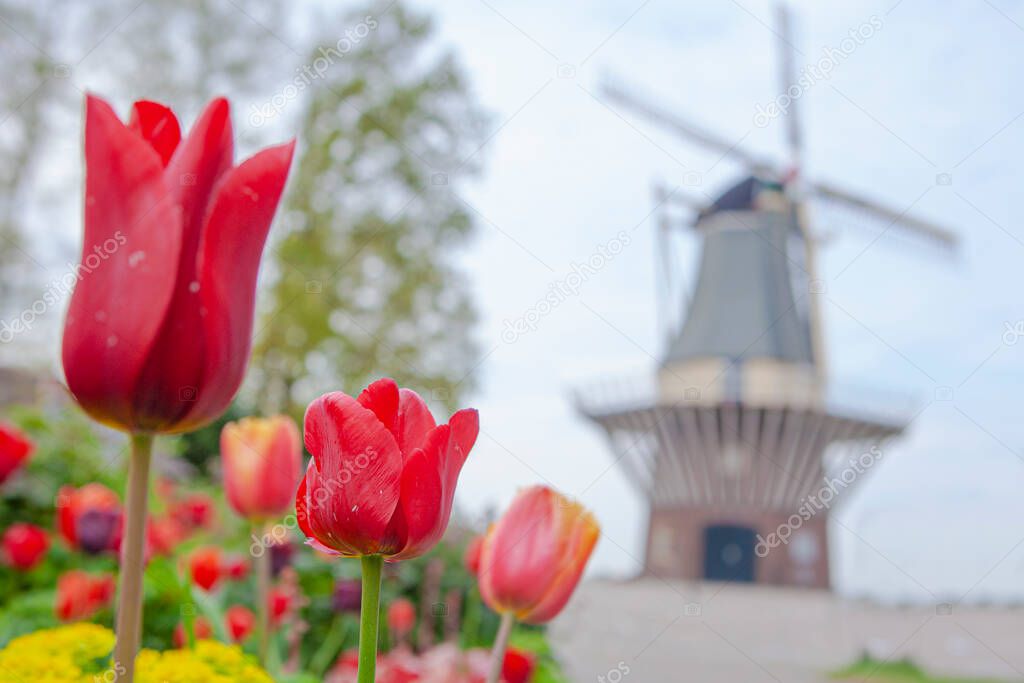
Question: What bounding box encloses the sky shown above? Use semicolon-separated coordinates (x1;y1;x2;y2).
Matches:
8;0;1024;604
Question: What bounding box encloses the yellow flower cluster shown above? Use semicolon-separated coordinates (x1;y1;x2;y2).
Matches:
0;624;273;683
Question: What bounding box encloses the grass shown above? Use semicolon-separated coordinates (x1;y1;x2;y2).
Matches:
831;655;1016;683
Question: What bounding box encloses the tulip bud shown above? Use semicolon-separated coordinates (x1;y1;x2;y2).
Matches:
170;493;216;530
502;647;537;683
225;555;249;581
174;616;213;648
478;486;599;624
77;508;121;555
2;523;49;571
147;515;186;557
221;415;301;521
0;422;33;485
225;605;256;642
463;534;484;575
55;570;114;621
387;598;416;639
270;539;294;577
332;578;362;613
189;546;222;592
268;586;291;627
56;483;122;554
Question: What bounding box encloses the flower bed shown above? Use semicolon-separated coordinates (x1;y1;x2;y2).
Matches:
0;624;272;682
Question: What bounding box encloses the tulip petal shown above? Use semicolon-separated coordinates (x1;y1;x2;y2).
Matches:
178;140;295;430
386;434;444;561
357;378;399;434
396;388;436;454
128;100;180;167
62;94;182;430
302;392;403;555
521;505;599;624
295;460;351;556
132;97;234;430
389;409;478;560
479;487;562;616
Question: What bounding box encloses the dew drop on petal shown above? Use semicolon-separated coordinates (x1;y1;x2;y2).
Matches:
241;186;260;202
128;251;146;268
106;335;118;348
188;280;200;293
94;310;107;322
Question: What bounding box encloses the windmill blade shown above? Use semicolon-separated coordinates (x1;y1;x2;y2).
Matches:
601;77;783;178
776;4;803;174
810;179;958;250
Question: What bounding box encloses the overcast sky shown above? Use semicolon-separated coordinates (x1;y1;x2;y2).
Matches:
13;0;1024;604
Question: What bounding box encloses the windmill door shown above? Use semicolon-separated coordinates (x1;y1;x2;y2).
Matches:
703;524;756;582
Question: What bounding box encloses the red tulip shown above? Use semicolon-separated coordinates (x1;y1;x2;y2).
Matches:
189;546;222;591
295;378;478;560
502;648;536;683
2;523;49;571
387;598;416;638
56;483;122;554
170;492;216;530
55;570;115;621
268;586;291;626
225;605;256;642
478;486;599;624
147;515;186;556
61;94;295;435
0;422;33;485
464;534;484;575
221;415;301;520
173;616;213;648
225;555;249;580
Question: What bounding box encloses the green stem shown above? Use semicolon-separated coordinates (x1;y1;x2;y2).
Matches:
357;555;383;683
310;614;351;677
486;612;515;683
113;433;154;683
255;522;272;665
462;584;482;648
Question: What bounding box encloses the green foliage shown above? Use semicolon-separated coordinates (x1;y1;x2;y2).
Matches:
3;405;123;525
253;0;489;416
510;629;572;683
831;654;1015;683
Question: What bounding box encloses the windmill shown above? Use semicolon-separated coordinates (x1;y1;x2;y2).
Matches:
576;5;955;588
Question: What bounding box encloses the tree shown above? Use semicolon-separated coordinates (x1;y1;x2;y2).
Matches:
251;1;488;416
0;0;290;365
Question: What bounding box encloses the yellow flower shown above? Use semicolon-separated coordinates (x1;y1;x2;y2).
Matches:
0;625;273;683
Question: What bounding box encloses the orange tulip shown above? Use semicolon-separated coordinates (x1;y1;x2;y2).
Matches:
221;415;301;521
478;486;599;624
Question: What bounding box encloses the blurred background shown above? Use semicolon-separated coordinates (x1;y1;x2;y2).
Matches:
1;0;1023;681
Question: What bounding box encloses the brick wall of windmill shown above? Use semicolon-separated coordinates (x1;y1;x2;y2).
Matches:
644;504;831;589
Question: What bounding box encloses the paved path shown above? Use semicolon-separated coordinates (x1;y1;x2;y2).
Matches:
549;579;1024;682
